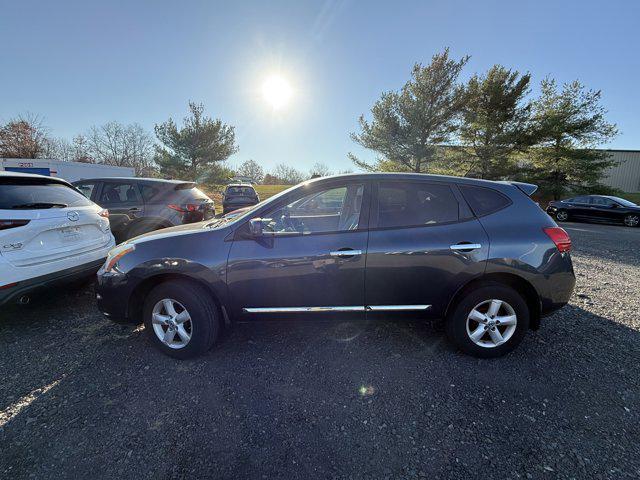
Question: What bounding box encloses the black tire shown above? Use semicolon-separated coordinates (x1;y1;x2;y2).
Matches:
624;214;639;228
555;209;569;222
445;283;530;358
143;280;220;359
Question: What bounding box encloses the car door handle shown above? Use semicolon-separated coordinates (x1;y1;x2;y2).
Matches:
128;207;141;212
450;243;482;251
330;249;362;257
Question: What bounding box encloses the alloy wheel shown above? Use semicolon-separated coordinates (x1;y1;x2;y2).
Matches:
151;298;193;349
466;299;517;348
556;210;568;222
624;214;639;227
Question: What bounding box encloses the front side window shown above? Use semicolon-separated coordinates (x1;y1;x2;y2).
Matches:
572;196;590;204
100;182;141;204
260;183;364;234
377;182;459;228
0;182;93;209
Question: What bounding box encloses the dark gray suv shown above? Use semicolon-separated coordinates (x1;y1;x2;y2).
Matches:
73;177;215;242
222;183;259;214
96;173;575;359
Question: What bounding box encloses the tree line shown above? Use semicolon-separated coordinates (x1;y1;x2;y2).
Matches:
0;104;341;185
0;48;618;198
350;49;618;199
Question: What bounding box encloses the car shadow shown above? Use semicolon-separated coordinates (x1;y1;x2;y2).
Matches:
1;286;639;479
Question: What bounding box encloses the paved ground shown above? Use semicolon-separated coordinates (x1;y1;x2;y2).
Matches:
1;221;639;479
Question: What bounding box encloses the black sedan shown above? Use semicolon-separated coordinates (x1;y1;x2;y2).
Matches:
546;195;640;227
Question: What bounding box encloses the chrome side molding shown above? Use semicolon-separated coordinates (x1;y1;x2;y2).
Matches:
243;305;431;313
243;306;365;313
329;250;363;257
449;243;482;251
366;305;431;311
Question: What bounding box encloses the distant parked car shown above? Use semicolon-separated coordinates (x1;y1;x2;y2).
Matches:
72;177;215;242
222;183;259;214
96;173;575;359
546;195;639;227
0;171;115;307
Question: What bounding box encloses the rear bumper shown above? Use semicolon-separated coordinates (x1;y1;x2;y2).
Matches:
222;201;257;212
0;258;105;307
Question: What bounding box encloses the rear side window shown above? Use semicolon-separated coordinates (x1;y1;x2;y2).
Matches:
377;182;459;228
459;185;511;217
0;182;93;209
140;184;160;201
100;182;141;204
75;182;97;199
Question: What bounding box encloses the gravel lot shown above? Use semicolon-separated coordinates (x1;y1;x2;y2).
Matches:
1;221;639;479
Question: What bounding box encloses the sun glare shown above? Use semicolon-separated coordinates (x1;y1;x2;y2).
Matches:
262;74;293;110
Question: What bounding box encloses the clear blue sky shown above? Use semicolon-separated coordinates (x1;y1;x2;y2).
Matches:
1;0;639;172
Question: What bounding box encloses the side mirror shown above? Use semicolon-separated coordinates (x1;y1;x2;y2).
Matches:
249;218;263;237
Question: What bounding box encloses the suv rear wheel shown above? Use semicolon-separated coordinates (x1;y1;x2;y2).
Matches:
446;283;530;358
143;280;220;359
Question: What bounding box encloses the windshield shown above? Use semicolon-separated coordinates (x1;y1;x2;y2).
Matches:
206;184;302;228
0;182;93;209
606;196;637;207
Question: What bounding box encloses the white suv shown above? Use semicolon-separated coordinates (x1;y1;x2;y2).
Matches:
0;171;115;306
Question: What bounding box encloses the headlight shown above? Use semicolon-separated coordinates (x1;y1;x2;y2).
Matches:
104;244;135;273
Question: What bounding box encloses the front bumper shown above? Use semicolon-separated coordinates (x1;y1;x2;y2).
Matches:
0;258;105;307
95;268;136;321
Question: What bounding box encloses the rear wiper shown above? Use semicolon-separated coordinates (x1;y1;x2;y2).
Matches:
10;202;68;209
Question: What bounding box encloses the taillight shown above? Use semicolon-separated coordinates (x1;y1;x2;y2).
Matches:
98;209;109;218
168;204;200;213
0;220;30;231
544;227;571;253
168;204;185;213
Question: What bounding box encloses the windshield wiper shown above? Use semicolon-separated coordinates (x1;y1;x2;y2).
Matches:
10;202;68;209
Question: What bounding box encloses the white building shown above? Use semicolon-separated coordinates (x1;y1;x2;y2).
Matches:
0;158;135;183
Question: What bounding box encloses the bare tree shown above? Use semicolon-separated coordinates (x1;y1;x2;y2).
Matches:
48;135;93;163
0;113;51;159
237;159;264;183
309;162;332;178
273;164;305;184
87;122;156;176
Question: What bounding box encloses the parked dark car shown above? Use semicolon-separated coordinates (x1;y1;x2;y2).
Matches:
222;183;259;214
96;173;575;359
73;177;215;242
546;195;639;227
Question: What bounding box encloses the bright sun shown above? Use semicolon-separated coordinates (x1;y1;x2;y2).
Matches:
262;74;292;110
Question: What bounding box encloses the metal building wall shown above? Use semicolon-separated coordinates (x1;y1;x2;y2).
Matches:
601;150;640;192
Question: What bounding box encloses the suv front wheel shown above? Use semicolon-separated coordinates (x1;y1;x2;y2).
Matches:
143;280;220;359
446;283;530;358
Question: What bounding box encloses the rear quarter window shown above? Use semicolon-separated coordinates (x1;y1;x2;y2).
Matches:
459;185;511;217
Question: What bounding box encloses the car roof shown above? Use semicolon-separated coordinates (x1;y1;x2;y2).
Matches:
226;183;255;188
304;172;527;190
0;170;71;186
73;176;193;185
